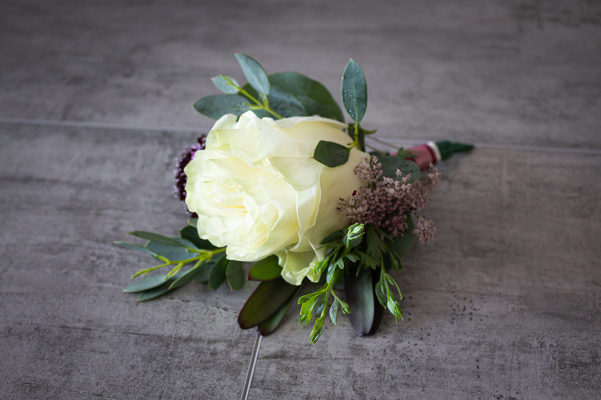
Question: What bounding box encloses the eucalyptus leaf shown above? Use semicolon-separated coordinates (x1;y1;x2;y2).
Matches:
370;151;420;183
126;231;188;248
114;242;160;259
226;261;245;290
238;278;299;329
193;94;251;120
248;255;282;281
212;75;240;94
235;53;270;96
124;274;167;293
208;256;228;289
313;140;350;168
341;59;367;123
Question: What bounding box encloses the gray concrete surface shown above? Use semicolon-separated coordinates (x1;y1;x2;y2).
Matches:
1;0;600;399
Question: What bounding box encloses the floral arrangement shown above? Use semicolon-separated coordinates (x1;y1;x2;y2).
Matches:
116;54;472;344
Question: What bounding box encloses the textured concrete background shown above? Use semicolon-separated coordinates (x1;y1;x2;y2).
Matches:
1;0;600;399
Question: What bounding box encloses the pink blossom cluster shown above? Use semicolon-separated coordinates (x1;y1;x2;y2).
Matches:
338;156;440;240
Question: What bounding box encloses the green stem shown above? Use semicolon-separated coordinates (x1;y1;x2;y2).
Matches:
132;248;226;279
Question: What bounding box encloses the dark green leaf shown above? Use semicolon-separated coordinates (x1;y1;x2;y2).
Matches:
321;230;344;244
136;272;186;302
257;284;302;336
212;75;240;94
193;94;251;120
329;299;340;325
248;255;282;281
170;263;207;290
188;219;198;228
370;151;421;183
126;231;188;248
179;225;218;250
235;53;270;96
114;242;160;259
344;267;375;336
267;72;344;121
208;256;228;289
226;261;245;290
341;59;367;123
124;274;168;293
313;140;350;168
145;241;192;262
395;147;419;160
387;214;415;260
193;262;214;284
238;278;299;329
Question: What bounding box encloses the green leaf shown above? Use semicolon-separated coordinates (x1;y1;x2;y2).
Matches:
179;225;218;250
124;274;168;293
126;231;189;248
344;223;365;249
193;262;214;284
313;140;350;168
267;72;344;121
114;242;160;259
235;53;270;96
387;214;415;260
193;94;251;120
321;230;344;244
374;280;387;307
188;218;198;228
208;256;228;289
169;263;207;290
226;261;245;290
145;241;192;262
329;299;340;325
136;271;186;302
238;278;299;329
248;255;282;281
395;147;419;160
257;284;302;336
341;59;367;123
212;75;240;94
370;151;421;183
309;316;325;345
344;267;375;336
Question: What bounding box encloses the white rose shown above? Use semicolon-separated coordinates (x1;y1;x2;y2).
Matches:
185;111;367;285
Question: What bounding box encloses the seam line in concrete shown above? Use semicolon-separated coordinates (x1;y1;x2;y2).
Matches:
1;116;600;155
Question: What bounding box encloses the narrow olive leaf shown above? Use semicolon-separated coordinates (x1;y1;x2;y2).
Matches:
344;267;375;336
248;255;282;281
341;59;367;123
124;274;168;293
193;262;214;284
313;140;350;168
114;242;160;259
208;256;228;289
211;75;240;94
370;151;421;183
257;285;302;336
145;241;192;262
179;225;218;250
235;53;270;96
136;272;186;302
193;94;251;120
238;278;299;329
226;261;245;290
169;263;207;290
126;231;188;248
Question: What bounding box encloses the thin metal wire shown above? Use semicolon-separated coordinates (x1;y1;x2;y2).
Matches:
240;332;263;400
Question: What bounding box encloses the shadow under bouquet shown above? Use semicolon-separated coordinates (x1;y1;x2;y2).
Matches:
117;54;472;344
